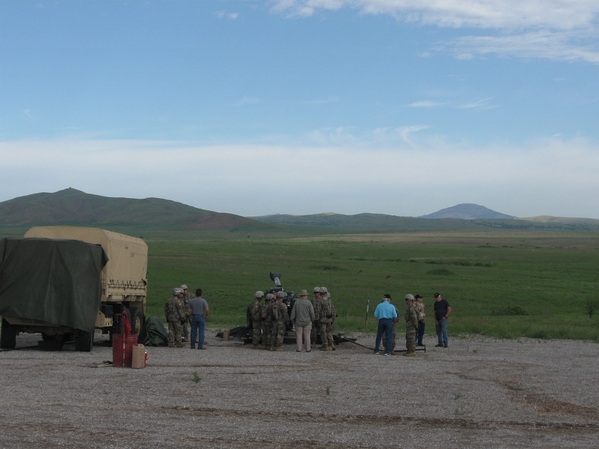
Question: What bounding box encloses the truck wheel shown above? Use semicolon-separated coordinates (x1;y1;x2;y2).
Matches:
74;329;94;352
1;318;17;349
128;307;144;335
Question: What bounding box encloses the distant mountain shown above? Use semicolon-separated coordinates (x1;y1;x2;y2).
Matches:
3;191;598;236
253;211;599;232
0;188;262;231
421;203;515;219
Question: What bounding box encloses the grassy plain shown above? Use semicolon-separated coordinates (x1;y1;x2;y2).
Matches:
145;230;599;341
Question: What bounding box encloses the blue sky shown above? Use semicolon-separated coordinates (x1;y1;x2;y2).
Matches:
1;0;599;218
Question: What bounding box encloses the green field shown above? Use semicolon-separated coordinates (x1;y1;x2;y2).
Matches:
145;230;599;341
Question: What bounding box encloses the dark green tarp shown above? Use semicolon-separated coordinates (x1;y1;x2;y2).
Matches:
0;238;108;332
143;316;168;346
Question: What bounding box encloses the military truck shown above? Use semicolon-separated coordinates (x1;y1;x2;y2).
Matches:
0;226;148;351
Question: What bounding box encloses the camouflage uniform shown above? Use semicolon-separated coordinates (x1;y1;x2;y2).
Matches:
180;286;193;342
164;289;187;348
262;294;275;349
317;287;336;350
247;291;264;348
271;293;290;350
404;294;419;355
311;287;321;344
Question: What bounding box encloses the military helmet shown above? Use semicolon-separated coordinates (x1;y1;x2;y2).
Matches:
276;291;286;299
405;294;415;301
319;286;328;294
265;293;274;300
173;287;183;295
313;287;320;293
180;284;188;290
255;290;264;298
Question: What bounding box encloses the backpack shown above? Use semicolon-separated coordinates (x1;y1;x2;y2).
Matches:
250;302;261;321
271;302;281;321
320;298;333;320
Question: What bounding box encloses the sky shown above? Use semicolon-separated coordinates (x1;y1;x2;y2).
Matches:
1;0;598;218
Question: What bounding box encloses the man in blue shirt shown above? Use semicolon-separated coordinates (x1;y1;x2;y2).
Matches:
374;294;398;356
187;288;210;349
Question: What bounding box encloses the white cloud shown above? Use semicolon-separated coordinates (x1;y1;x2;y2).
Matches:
236;96;261;106
269;1;599;64
270;0;599;30
456;98;497;110
306;126;357;145
3;135;597;217
444;30;599;63
215;10;239;20
406;100;445;108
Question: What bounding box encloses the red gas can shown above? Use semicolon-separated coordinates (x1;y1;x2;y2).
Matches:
113;333;138;367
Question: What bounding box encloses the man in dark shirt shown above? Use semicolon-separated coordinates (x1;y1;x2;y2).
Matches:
433;292;451;348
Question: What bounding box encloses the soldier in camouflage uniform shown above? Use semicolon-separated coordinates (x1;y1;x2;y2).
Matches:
262;293;275;349
311;287;321;344
180;285;192;342
404;294;419;356
164;288;186;348
247;291;265;348
317;287;336;351
270;291;290;351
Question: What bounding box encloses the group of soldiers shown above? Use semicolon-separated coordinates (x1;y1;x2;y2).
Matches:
164;284;194;348
247;286;337;351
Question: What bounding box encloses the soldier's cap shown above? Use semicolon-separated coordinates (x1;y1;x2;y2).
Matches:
313;287;320;293
298;289;309;296
265;293;274;300
255;290;264;298
173;287;183;295
276;291;286;299
434;292;441;298
180;284;188;290
415;294;423;299
383;293;391;300
319;286;328;294
405;294;415;301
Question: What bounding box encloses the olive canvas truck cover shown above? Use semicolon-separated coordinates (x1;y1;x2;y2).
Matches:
23;226;148;306
0;237;108;332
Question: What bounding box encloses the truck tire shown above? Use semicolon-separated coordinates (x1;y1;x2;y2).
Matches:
128;307;144;335
1;318;18;349
74;329;94;352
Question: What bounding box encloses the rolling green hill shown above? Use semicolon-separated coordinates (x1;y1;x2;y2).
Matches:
0;188;269;237
2;189;599;238
252;212;599;232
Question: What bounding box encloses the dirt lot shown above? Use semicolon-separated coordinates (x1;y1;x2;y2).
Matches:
1;330;598;449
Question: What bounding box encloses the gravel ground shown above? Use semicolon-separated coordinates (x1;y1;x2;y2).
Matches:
1;330;598;449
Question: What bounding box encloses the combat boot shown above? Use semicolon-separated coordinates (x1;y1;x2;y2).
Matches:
320;345;332;351
275;346;283;351
269;346;275;351
168;343;174;348
404;351;416;357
